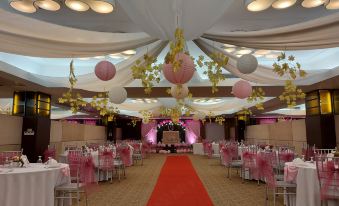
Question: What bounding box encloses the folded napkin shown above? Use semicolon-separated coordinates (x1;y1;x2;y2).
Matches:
21;155;30;166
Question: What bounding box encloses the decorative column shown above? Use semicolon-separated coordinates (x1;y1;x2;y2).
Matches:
13;91;51;162
305;90;337;149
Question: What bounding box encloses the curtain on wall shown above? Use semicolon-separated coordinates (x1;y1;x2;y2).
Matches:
185;120;200;144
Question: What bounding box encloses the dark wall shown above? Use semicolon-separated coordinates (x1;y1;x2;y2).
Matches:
107;118;142;141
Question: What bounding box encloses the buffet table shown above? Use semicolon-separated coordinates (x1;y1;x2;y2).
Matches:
284;162;337;206
0;163;70;206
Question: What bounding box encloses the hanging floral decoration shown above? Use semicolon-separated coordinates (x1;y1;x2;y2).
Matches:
201;118;206;125
279;80;306;108
196;52;228;93
164;28;186;72
237;108;252;116
131;54;161;94
139;110;153;124
131;28;229;95
157;120;186;131
207;111;215;123
58;60;87;114
273;52;307;108
247;87;265;110
215;116;225;125
89;92;120;118
130;117;141;127
166;85;193;100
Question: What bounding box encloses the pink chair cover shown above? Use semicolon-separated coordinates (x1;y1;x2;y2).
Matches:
284;164;298;183
256;152;276;188
316;158;339;200
206;143;212;158
279;152;294;162
98;151;114;170
118;146;131;166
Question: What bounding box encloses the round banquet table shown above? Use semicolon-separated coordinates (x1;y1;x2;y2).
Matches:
0;163;70;206
284;162;337;206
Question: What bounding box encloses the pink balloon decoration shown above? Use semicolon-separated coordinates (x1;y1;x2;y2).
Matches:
163;53;195;84
95;60;116;81
232;80;252;99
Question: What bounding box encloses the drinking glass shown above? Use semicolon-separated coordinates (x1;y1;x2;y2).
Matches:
37;156;43;164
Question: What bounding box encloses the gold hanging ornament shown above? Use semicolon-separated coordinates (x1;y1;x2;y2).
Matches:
140;110;153;124
196;52;229;93
273;52;307;108
215;116;225;125
247;87;265;110
89;92;120;118
58;60;87;114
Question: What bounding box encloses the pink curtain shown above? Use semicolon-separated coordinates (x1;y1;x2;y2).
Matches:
141;122;157;143
185;120;200;144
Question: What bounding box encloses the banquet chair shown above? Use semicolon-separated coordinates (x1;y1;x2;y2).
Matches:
97;150;115;183
0;151;22;165
276;149;295;181
259;151;296;206
222;143;242;179
114;145;129;181
55;162;88;206
314;148;336;156
315;155;339;206
132;143;143;165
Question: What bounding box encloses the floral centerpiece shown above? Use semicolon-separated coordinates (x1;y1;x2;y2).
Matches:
12;155;24;167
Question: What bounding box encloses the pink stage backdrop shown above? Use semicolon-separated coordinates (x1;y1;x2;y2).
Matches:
141;122;157;143
185;120;200;144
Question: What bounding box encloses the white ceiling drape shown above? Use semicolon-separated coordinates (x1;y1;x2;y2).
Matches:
0;40;167;91
203;12;339;50
0;8;157;58
117;0;235;41
195;38;339;86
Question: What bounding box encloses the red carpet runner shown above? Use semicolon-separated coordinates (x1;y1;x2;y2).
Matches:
147;156;213;206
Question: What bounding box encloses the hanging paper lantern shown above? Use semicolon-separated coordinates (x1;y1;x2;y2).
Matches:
108;87;127;104
95;60;116;81
170;84;189;99
237;54;258;74
163;53;195;84
232;80;252;99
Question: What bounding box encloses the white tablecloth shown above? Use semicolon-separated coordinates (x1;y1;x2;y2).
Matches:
285;162;336;206
193;143;204;155
0;163;70;206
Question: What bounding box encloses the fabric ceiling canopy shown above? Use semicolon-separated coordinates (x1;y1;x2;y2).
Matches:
195;38;339;86
0;8;156;58
203;12;339;50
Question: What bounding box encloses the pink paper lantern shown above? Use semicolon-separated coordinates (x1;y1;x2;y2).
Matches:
232;80;252;99
163;53;195;84
95;60;116;81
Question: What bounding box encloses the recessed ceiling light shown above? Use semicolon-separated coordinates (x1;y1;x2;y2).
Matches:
65;0;89;12
78;57;91;60
301;0;326;8
236;49;252;55
122;50;136;55
35;0;60;11
223;44;236;48
89;0;115;14
254;54;263;58
255;50;271;55
265;54;279;59
245;0;272;11
325;0;339;9
10;0;37;13
272;0;297;9
224;48;235;53
109;53;123;59
94;56;105;59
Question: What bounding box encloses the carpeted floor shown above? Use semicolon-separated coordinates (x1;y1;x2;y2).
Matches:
147;156;213;206
71;154;284;206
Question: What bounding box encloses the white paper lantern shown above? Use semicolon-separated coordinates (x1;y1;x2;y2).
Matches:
108;87;127;104
170;84;189;99
237;54;258;74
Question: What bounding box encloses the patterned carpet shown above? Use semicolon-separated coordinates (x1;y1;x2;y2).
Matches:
71;154;284;206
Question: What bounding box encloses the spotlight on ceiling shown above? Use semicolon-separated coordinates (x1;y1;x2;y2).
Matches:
9;0;37;13
245;0;273;12
325;0;339;9
89;0;115;13
35;0;60;11
272;0;297;9
301;0;326;8
65;0;90;11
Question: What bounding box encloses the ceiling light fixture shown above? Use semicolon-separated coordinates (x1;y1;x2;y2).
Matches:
245;0;273;12
9;0;116;13
301;0;326;8
34;0;60;11
272;0;297;9
122;50;137;56
325;0;339;9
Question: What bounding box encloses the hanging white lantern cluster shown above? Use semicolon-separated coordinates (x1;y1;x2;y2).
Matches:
108;87;127;104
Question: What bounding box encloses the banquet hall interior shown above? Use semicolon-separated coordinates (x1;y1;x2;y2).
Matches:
0;0;339;206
